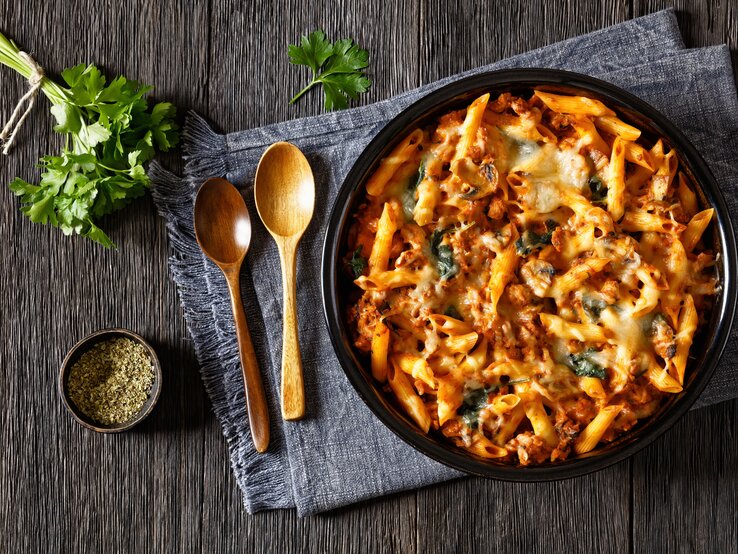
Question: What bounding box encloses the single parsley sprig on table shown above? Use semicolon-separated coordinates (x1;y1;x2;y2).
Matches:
0;31;178;247
288;30;372;111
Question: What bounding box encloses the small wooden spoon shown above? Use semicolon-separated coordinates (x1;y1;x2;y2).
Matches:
194;177;270;452
254;142;315;421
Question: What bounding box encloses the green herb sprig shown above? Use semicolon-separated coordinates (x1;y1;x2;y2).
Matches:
0;32;178;247
288;30;372;111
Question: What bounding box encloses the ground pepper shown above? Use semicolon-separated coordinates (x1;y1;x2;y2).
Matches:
67;337;154;425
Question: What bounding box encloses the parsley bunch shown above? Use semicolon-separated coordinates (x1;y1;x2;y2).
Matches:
288;30;372;111
0;32;178;247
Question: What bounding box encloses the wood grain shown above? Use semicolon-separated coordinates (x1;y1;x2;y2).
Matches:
1;0;737;553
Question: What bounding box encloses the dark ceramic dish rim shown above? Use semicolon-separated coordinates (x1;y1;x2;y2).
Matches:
58;328;162;433
321;68;737;480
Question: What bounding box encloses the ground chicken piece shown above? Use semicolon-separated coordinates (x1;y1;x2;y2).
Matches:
506;283;534;307
347;296;381;352
517;307;543;337
509;432;550;466
550;227;566;252
551;411;580;462
600;280;620;304
669;203;690;224
511;97;534;118
568;397;597;426
487;196;506;220
548;112;573;130
441;419;465;439
437;110;465;132
520;259;555;297
488;92;512;113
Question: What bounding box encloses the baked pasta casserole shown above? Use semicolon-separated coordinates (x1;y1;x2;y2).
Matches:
344;90;717;465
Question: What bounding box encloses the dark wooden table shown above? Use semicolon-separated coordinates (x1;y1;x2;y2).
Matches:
2;1;736;552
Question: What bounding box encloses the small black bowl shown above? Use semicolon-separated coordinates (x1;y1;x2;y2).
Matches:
321;69;738;480
59;328;162;433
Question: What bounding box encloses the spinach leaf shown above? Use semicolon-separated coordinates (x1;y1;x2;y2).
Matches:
515;220;557;256
436;245;457;279
401;158;425;220
458;378;531;428
444;305;462;320
347;246;367;278
430;227;458;280
567;348;606;379
589;175;607;203
459;386;494;429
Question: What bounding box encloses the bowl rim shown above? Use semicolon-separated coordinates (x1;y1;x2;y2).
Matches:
58;327;163;433
321;68;738;480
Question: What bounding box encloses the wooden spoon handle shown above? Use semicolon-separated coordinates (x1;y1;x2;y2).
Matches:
225;270;270;452
279;243;305;420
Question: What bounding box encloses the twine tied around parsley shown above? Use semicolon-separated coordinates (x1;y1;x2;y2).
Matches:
1;51;45;155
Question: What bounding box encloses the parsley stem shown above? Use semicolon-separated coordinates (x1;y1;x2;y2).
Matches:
289;80;318;104
0;30;68;106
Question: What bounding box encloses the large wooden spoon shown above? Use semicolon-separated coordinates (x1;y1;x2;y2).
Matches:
254;142;315;421
193;177;270;452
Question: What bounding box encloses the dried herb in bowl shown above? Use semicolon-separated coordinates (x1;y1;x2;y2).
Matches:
67;337;155;425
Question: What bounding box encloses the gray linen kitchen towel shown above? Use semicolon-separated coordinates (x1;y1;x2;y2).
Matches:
150;9;738;516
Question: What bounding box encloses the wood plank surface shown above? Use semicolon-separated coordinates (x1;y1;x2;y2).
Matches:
0;1;736;553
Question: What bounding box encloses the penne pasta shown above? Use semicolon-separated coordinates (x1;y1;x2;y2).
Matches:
522;394;559;448
623;141;653;170
393;353;436;389
388;361;431;433
671;295;698;384
539;313;608;343
368;202;397;273
365;129;424;196
606;137;627;221
487;235;518;315
594;115;641;141
535;91;616;117
370;319;390;382
682;208;714;252
574;405;624;454
354;268;424;291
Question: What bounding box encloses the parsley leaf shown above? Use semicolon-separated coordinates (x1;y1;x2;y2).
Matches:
348;246;367;278
288;30;372;111
1;33;179;247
